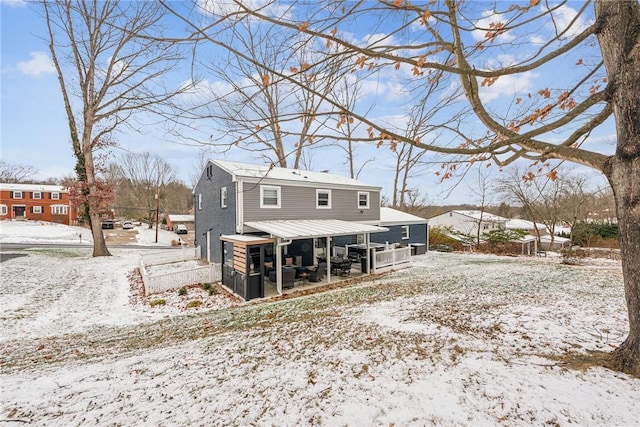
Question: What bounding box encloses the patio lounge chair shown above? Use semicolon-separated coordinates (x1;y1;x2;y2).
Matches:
268;267;296;289
308;262;326;282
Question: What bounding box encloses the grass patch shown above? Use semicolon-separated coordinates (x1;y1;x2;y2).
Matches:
150;299;166;307
186;300;202;308
28;248;89;258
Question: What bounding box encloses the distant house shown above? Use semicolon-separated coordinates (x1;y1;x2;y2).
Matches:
166;214;194;232
429;210;508;236
0;183;75;225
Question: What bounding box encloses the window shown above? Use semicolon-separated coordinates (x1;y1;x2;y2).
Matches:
220;187;227;208
51;205;68;215
358;191;370;209
401;225;410;239
198;194;202;210
12;191;23;199
32;192;42;200
0;205;7;215
316;189;331;209
32;206;43;214
260;185;281;208
206;164;213;179
51;192;61;200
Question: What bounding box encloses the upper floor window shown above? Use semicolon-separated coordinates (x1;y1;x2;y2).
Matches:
198;194;202;210
12;191;23;199
220;187;227;208
32;192;42;200
51;205;68;215
316;189;331;209
260;185;281;208
51;192;61;200
0;205;7;215
206;164;213;179
32;206;43;214
401;225;410;239
358;191;370;209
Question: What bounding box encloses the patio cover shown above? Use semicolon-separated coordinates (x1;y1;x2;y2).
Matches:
244;219;388;240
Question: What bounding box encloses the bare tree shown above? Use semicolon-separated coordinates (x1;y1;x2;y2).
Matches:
469;166;497;245
111;152;182;227
163;0;640;374
0;160;37;183
41;0;187;256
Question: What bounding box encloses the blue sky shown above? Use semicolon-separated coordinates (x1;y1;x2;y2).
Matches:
0;0;614;205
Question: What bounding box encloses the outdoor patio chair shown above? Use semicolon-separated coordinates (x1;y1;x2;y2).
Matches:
269;268;296;289
308;262;326;282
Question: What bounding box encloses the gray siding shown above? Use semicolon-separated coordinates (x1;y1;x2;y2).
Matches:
194;162;237;262
241;183;380;223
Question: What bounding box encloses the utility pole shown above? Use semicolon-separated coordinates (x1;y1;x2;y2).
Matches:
155;192;159;243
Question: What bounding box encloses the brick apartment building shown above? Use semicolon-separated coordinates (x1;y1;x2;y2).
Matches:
0;183;76;225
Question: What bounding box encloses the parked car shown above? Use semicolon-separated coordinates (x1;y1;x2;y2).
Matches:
101;220;114;229
122;220;134;230
175;224;188;234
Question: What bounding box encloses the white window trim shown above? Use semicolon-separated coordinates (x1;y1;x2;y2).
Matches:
0;205;7;215
316;189;332;209
198;194;202;210
51;205;68;215
12;191;23;199
401;225;410;240
260;185;281;209
51;192;61;200
357;191;370;209
220;187;227;208
32;191;42;200
32;206;43;214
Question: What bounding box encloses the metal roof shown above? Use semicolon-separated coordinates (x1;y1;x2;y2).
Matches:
244;219;388;240
211;159;380;190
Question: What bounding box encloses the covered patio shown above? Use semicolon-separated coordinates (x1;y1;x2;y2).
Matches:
244;219;388;296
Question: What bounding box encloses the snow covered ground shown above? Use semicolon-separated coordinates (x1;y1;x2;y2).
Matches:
0;219;179;246
0;221;638;426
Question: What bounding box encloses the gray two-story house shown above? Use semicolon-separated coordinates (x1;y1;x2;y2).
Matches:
194;159;389;298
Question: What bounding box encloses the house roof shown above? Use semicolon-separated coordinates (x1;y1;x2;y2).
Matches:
540;235;571;244
211;159;381;190
379;207;428;226
167;214;194;223
244;219;388;240
505;218;540;230
0;183;67;192
450;210;509;222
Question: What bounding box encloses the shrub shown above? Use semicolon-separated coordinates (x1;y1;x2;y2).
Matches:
150;299;166;307
202;282;212;291
186;300;202;308
178;287;187;296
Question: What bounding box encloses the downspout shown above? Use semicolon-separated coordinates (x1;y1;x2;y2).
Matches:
236;179;244;234
326;236;331;284
275;237;292;294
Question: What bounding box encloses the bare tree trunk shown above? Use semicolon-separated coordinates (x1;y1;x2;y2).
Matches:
608;160;640;375
83;141;111;257
596;0;640;375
